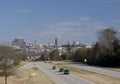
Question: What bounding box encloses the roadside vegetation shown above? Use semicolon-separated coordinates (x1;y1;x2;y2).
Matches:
0;67;54;84
71;28;120;67
47;28;120;67
0;45;28;84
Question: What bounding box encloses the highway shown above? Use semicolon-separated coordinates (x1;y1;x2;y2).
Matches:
19;62;95;84
53;61;120;78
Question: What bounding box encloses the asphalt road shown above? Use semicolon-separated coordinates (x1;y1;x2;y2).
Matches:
53;61;120;78
19;62;95;84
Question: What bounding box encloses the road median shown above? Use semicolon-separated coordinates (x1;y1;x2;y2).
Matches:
46;61;120;84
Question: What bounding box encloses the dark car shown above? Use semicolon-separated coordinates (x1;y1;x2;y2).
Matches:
52;66;56;69
59;68;64;72
64;69;70;74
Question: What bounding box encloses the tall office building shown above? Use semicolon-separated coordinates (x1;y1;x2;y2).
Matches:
55;37;58;48
12;38;26;48
55;36;61;48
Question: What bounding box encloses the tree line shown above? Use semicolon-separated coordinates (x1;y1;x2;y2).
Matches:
72;28;120;67
46;28;120;67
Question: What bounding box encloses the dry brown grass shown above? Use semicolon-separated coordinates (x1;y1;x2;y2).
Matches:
47;62;120;84
17;61;28;68
0;67;54;84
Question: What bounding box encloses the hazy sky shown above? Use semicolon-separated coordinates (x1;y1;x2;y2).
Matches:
0;0;120;44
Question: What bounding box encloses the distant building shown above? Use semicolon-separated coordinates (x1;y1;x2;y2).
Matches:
55;36;61;48
12;38;26;49
73;41;79;47
55;37;58;48
27;40;45;54
85;44;92;48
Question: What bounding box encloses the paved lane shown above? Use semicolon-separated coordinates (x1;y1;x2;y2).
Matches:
35;62;95;84
53;61;120;78
19;62;95;84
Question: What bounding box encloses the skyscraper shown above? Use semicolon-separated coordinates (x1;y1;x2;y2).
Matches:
55;37;58;48
55;36;61;48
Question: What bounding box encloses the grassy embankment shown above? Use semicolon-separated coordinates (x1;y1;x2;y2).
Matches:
0;61;54;84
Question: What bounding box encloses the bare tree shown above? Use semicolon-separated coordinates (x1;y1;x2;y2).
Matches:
0;45;13;84
98;28;119;48
0;45;25;84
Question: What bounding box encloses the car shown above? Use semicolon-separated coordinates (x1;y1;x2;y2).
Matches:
59;68;64;72
52;66;56;69
64;69;70;75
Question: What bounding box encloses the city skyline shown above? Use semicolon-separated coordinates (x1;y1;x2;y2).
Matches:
0;0;120;44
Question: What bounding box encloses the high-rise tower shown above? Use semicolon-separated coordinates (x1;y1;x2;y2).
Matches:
55;36;61;48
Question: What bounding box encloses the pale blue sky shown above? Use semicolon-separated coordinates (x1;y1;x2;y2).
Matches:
0;0;120;44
